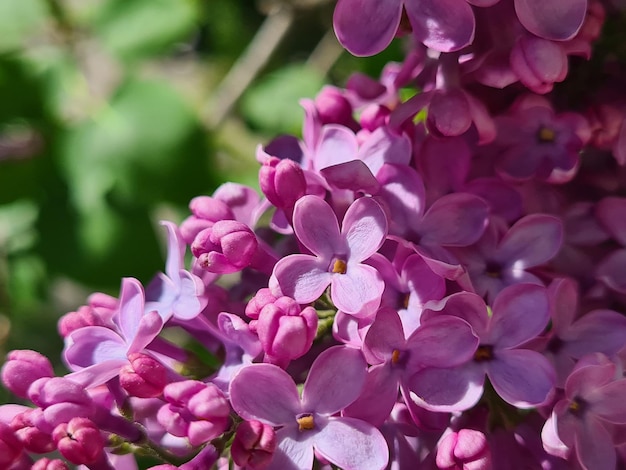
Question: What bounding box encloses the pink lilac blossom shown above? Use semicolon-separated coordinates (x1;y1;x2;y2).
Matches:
5;2;626;469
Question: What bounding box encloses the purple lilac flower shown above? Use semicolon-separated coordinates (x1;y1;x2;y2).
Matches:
343;307;478;426
229;346;389;470
145;221;207;321
271;195;387;315
540;278;626;386
542;354;626;470
453;215;563;302
410;284;555;411
63;278;163;388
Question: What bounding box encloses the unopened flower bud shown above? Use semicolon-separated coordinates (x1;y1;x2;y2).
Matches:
436;429;491;470
2;350;54;398
510;36;567;94
119;353;167;398
192;221;258;274
257;297;318;368
232;420;276;470
360;104;390;132
28;378;94;431
53;417;104;465
245;288;279;320
32;457;69;470
12;408;55;453
315;86;356;129
0;422;24;468
158;381;230;446
259;157;306;211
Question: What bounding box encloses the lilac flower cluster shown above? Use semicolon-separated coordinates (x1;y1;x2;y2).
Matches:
3;1;626;469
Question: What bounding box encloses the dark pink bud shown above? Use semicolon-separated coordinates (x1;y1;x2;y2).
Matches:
314;86;356;129
232;420;276;470
12;409;55;453
256;297;318;368
245;288;279;320
259;157;306;211
0;422;24;468
192;221;258;274
53;417;103;465
32;458;70;470
28;378;94;430
436;429;491;470
119;353;167;398
360;104;391;132
158;381;230;446
1;350;54;398
57;306;101;337
576;0;605;43
189;196;234;221
510;36;568;94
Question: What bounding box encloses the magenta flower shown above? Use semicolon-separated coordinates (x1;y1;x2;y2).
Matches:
271;195;387;315
410;284;555;411
229;346;389;470
542;355;626;470
145;221;207;321
63;278;163;388
453;215;563;302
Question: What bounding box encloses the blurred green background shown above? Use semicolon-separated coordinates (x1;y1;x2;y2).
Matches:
0;0;401;387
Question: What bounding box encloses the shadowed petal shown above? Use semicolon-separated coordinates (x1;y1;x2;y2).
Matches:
273;254;331;304
596;249;626;294
229;364;301;425
407;316;478;369
489;349;555;408
408;364;485;412
496;214;563;268
420;193;489;247
514;0;586;40
268;428;315;470
343;364;400;426
405;0;475;52
364;307;406;364
489;284;549;348
314;417;389;470
333;0;403;57
575;416;616;470
303;346;367;415
321;161;380;193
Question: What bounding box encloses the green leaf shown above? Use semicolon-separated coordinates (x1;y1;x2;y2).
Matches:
240;63;325;135
93;0;198;61
0;0;49;53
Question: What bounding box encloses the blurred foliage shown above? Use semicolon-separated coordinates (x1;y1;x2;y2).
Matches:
0;0;402;396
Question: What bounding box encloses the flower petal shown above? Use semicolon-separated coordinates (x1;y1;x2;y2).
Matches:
405;0;475;52
342;197;388;262
496;214;563;268
575;416;616;470
229;364;301;425
419;193;489;247
302;346;367;415
333;0;403;57
488;349;555;408
489;283;550;349
293;195;343;258
272;254;332;304
314;417;389;470
514;0;586;41
408;364;485;412
332;263;384;315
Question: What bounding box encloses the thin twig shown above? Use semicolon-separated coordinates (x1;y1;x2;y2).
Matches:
203;5;296;129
